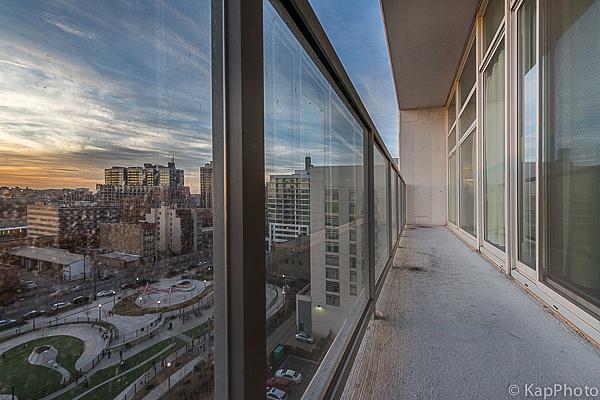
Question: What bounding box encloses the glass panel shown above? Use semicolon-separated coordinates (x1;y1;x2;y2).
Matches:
448;93;456;131
544;0;600;309
0;1;215;399
483;0;504;54
459;90;476;137
448;127;456;153
264;2;366;394
391;170;398;244
460;132;477;236
449;153;458;224
374;147;389;280
483;43;506;250
517;0;537;268
459;45;476;106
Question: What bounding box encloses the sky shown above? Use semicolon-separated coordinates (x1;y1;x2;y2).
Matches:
309;0;398;157
0;0;397;191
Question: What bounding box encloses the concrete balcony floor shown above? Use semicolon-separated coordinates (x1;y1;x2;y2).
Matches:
342;226;600;400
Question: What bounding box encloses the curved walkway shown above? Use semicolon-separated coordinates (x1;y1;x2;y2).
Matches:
342;226;600;400
0;324;108;370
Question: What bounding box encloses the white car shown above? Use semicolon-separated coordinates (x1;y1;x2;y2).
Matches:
274;369;302;384
97;290;116;297
295;332;315;344
266;387;287;400
51;302;70;311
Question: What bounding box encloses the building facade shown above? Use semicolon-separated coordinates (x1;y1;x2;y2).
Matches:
265;161;311;252
200;161;213;209
27;202;121;241
99;222;156;261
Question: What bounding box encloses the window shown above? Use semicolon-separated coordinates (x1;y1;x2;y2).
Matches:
349;243;357;256
0;1;215;398
326;228;340;240
483;43;506;251
460;132;477;236
448;92;457;131
391;169;398;242
517;0;537;269
483;0;504;54
326;255;340;266
459;45;476;105
349;229;357;242
543;0;600;310
326;215;340;226
350;270;357;283
350;284;357;296
326;241;339;253
326;202;340;213
326;267;340;280
349;257;357;269
326;280;340;293
374;146;389;279
459;91;476;137
326;294;340;307
449;153;458;224
448;127;456;153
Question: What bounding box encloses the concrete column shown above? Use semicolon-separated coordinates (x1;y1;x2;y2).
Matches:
399;107;446;225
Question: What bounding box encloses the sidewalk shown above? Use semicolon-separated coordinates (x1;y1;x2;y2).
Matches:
140;354;205;400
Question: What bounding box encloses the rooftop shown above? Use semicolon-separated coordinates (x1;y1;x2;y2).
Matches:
8;246;85;266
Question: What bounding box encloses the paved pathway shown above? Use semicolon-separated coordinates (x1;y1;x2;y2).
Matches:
342;226;600;400
141;353;204;400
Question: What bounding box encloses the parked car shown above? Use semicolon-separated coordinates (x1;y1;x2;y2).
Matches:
100;274;116;281
72;296;89;305
70;284;84;293
274;369;302;384
23;309;46;319
51;302;70;311
120;283;132;290
97;290;116;297
0;319;17;329
266;377;289;392
266;387;288;400
294;332;315;344
24;280;38;290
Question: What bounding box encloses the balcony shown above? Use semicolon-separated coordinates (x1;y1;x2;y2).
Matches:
342;226;600;399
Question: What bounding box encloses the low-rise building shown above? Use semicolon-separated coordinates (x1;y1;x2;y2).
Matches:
99;222;156;262
8;246;90;281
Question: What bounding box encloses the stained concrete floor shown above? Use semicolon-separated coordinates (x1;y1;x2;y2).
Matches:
342;226;600;400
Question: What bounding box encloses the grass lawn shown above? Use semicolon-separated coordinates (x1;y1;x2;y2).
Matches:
183;320;213;340
0;335;85;400
56;337;186;400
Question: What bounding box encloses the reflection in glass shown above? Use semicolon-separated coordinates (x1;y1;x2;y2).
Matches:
460;132;476;236
374;147;389;280
483;44;506;250
449;153;457;224
448;127;456;153
264;3;366;395
544;0;600;309
483;0;504;54
459;91;476;138
517;0;537;268
459;45;476;106
448;94;456;131
0;1;215;399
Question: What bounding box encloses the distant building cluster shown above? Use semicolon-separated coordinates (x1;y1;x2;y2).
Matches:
0;158;214;282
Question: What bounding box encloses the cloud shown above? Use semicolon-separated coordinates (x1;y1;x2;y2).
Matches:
0;0;212;192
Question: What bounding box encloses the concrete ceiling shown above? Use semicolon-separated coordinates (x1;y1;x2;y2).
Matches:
381;0;479;110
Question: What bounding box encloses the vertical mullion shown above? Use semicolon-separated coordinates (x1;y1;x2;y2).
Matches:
214;0;265;399
366;131;376;302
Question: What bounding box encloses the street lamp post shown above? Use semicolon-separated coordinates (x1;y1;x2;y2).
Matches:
166;362;172;389
98;304;102;322
282;274;287;318
157;300;161;313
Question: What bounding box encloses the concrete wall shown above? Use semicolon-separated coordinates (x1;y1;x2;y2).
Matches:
399;107;446;225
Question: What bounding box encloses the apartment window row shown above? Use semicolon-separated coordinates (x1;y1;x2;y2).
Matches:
447;0;600;335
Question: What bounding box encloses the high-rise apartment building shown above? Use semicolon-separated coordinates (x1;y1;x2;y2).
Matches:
265;158;311;252
145;206;209;256
98;158;189;207
27;202;121;241
200;161;213;209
